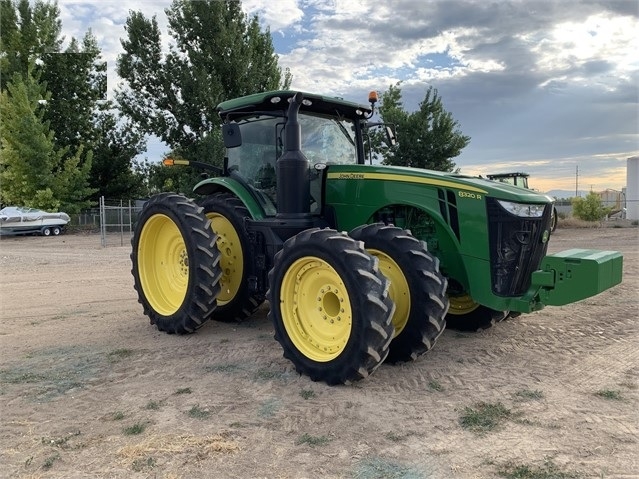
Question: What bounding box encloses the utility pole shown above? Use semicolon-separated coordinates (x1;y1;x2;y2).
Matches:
575;165;579;197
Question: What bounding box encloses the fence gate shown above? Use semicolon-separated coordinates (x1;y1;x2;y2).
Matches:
99;197;143;247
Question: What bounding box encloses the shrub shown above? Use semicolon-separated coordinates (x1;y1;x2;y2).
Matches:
571;192;611;221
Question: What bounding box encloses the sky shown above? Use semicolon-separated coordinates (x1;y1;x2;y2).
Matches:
56;0;638;195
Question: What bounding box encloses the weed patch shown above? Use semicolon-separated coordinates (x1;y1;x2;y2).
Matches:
42;452;61;470
107;348;134;363
0;346;102;401
594;389;622;400
175;387;192;395
385;431;413;442
428;380;443;391
498;457;577;478
112;411;125;421
132;456;156;472
41;431;81;449
258;398;281;418
296;433;331;447
123;422;147;436
254;368;282;381
144;400;162;410
205;363;244;374
300;389;316;400
514;389;544;401
187;404;211;419
354;457;423;479
460;401;512;434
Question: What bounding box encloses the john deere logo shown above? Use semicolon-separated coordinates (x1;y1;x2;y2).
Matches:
542;230;550;243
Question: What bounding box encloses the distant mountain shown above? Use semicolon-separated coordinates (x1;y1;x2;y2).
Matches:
545;189;588;199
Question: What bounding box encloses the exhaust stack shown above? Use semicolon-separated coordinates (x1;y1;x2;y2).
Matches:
276;92;311;218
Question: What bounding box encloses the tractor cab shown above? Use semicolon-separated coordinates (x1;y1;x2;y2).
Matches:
223;109;360;213
216;91;376;215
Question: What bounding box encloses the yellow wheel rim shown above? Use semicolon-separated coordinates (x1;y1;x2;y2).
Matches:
207;212;243;305
369;249;410;338
138;214;188;316
448;293;480;315
280;256;352;362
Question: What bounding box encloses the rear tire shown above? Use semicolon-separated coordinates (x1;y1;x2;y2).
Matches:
131;193;222;334
446;293;507;332
52;226;61;236
199;193;264;322
42;227;51;236
349;223;448;363
267;228;395;385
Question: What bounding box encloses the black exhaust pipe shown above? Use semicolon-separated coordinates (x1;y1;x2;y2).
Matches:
276;92;310;219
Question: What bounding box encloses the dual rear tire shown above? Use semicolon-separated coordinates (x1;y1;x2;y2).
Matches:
131;193;222;334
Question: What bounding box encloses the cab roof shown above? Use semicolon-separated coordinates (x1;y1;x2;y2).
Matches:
217;90;372;121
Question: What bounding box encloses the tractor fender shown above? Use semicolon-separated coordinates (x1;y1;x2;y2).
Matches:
193;177;268;220
362;203;470;292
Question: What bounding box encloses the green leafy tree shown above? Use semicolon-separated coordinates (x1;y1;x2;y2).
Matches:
117;0;291;191
0;70;94;213
41;31;107;156
375;83;470;171
0;0;62;91
571;192;612;222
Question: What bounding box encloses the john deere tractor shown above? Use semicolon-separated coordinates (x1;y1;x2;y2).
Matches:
131;91;622;385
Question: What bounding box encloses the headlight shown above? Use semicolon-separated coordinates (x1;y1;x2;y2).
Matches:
497;200;545;217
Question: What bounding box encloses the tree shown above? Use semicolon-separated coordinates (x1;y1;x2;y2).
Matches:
0;70;94;213
89;108;147;200
116;0;291;179
375;83;470;171
572;192;612;222
41;31;107;156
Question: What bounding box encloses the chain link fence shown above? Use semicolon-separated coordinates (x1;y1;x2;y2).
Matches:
98;197;145;247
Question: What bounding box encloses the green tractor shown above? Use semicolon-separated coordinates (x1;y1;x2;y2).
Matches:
131;91;622;385
486;172;559;232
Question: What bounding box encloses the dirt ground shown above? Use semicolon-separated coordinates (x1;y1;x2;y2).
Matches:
0;226;637;479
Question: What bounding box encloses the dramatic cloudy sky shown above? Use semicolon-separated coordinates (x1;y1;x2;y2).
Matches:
57;0;638;195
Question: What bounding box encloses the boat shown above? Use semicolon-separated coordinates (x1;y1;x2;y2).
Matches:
0;206;70;236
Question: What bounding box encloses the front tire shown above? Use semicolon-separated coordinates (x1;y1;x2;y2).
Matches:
199;193;264;322
131;193;222;334
268;228;395;385
349;223;448;363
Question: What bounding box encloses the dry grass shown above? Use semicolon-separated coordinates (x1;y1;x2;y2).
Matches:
118;433;239;464
557;217;601;229
557;217;637;229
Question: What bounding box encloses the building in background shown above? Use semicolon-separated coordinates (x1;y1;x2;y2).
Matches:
627;157;638;221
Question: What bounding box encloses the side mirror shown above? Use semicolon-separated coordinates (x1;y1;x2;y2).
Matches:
222;123;242;148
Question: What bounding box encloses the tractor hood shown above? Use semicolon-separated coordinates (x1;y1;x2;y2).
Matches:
326;164;555;204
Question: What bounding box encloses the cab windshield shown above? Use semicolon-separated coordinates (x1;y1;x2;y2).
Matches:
227;112;358;213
